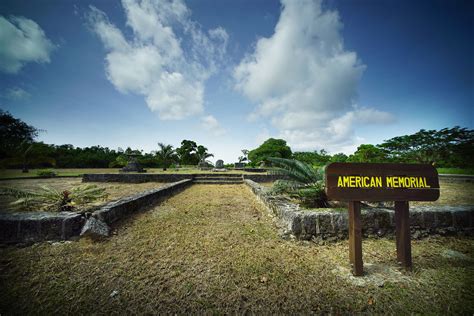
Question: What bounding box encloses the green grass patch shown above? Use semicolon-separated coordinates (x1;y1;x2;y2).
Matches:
437;168;474;175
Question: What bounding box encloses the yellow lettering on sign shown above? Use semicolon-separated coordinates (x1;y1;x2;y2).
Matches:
336;175;431;189
423;177;430;188
343;176;350;187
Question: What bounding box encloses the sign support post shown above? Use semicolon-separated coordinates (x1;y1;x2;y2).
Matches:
395;201;412;269
325;163;439;276
348;201;363;276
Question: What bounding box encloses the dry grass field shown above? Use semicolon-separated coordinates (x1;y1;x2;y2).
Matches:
0;185;472;314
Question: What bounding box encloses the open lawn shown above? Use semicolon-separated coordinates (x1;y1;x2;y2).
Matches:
0;168;266;179
437;168;474;175
0;184;472;314
0;178;164;213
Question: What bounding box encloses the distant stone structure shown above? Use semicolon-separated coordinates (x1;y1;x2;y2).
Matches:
234;162;246;169
215;160;224;168
121;153;146;173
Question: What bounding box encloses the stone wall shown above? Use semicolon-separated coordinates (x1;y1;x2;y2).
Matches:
0;212;83;244
244;179;474;240
0;179;192;244
242;174;287;183
92;179;192;225
83;173;287;183
83;173;194;183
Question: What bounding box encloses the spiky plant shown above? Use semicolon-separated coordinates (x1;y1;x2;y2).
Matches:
267;157;330;208
0;184;109;212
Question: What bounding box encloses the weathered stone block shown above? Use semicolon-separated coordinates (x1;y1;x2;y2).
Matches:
422;212;436;229
316;213;333;234
410;211;424;228
452;211;471;228
302;213;317;237
19;219;41;241
80;217;110;238
291;214;302;236
331;213;348;233
435;211;453;228
40;217;64;240
373;210;391;230
0;219;19;242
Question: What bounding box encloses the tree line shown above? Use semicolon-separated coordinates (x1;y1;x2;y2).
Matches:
247;127;473;168
1;110;472;169
0;110;214;170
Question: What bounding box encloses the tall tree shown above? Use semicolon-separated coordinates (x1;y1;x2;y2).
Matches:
348;144;388;163
156;143;176;171
0;110;39;160
248;138;292;166
176;140;198;165
196;145;213;165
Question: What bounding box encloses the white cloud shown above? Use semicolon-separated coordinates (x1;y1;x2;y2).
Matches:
87;0;228;120
3;87;31;100
200;115;226;136
0;15;55;74
234;0;394;152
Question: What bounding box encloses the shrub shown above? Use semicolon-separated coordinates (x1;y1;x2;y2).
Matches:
268;157;330;208
36;169;57;177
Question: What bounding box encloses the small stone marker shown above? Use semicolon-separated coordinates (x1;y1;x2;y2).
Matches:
325;162;440;276
215;159;224;168
80;217;110;238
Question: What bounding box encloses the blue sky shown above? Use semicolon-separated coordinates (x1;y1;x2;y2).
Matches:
0;0;472;163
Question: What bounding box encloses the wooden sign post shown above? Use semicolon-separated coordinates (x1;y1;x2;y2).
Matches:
325;163;440;276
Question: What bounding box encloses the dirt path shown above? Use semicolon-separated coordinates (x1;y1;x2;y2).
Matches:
0;185;473;314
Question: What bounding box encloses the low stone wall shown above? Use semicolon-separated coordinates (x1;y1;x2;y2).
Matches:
92;179;192;225
244;179;474;240
243;174;287;183
0;179;192;244
0;211;84;244
83;173;286;183
83;173;194;183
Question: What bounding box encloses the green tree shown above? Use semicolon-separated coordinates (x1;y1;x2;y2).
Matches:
330;153;348;163
293;149;331;166
0;110;39;159
348;144;388;163
156;143;176;171
196;145;213;166
379;127;474;167
176;140;198;165
248;138;292;166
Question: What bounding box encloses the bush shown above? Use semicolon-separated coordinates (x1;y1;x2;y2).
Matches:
36;169;57;178
268;157;330;208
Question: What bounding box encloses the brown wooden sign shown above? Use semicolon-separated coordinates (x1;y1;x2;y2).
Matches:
325;163;440;202
324;163;440;276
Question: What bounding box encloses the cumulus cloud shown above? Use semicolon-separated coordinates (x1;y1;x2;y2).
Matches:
0;15;55;74
87;0;228;120
234;0;394;152
200;115;226;136
3;87;31;100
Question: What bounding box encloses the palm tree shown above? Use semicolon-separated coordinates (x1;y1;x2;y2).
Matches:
267;157;329;208
156;143;176;171
196;145;213;167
